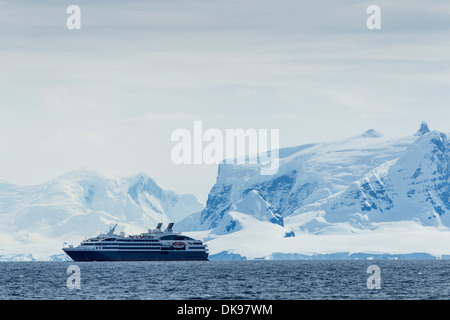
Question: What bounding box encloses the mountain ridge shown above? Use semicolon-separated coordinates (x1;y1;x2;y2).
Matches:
0;168;204;261
177;122;450;259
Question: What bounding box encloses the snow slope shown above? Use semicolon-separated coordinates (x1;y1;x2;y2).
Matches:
192;213;450;260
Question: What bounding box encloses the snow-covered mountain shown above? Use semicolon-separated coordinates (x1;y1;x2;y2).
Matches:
179;122;450;259
0;169;204;261
5;122;450;261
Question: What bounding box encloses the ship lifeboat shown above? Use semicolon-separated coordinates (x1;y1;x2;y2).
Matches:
172;242;185;249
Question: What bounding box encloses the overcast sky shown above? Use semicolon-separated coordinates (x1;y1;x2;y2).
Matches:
0;0;449;201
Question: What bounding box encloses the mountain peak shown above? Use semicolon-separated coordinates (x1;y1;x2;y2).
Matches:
361;129;382;138
232;190;284;226
415;121;431;136
55;167;118;182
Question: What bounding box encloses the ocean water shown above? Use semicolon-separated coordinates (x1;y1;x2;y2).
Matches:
1;260;450;300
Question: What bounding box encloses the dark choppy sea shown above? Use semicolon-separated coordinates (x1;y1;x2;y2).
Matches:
1;260;450;300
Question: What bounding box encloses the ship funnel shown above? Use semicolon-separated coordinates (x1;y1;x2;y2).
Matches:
107;224;118;236
165;222;174;232
156;223;163;230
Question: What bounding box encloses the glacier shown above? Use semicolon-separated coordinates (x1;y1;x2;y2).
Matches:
178;122;450;260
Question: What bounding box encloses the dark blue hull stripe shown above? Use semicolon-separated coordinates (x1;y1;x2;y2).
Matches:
63;250;208;261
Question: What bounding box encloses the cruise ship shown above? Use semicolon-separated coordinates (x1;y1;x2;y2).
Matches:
62;223;208;261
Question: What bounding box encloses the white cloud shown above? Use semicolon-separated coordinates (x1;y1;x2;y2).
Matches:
0;0;449;199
